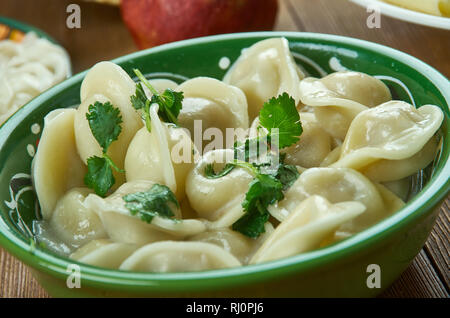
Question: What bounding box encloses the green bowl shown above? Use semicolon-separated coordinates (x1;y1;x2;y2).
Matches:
0;32;448;298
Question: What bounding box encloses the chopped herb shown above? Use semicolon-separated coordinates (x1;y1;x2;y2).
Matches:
123;184;179;224
232;174;283;238
259;92;302;149
86;101;123;150
203;92;303;238
84;102;124;197
131;69;183;131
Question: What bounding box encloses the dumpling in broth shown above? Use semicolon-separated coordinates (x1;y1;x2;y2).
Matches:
223;37;304;120
74;61;143;188
125;104;195;201
119;241;241;272
49;188;107;248
84;180;206;245
185;149;254;228
299;71;391;140
176;77;249;151
188;223;274;264
70;239;137;269
33;109;87;219
332;101;444;181
268;167;405;235
251;195;365;264
250;112;333;168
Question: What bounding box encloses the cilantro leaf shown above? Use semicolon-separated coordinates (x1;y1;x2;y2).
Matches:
201;92;303;238
232;207;270;239
130;83;148;111
259;92;302;149
151;89;184;124
122;184;179;224
204;163;235;179
275;163;300;191
233;174;284;238
84;156;115;197
84;102;124;197
86;101;123;152
132;69;184;131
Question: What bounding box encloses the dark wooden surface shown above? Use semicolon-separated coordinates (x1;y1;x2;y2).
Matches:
0;0;449;298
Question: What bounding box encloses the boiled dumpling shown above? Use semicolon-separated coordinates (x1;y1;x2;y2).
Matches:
359;137;439;182
143;78;178;93
187;223;274;264
119;241;241;272
84;180;206;245
268;167;405;234
223;38;304;120
332;101;443;181
125;104;195;200
33;109;87;219
381;177;411;202
251;195;365;264
250;112;333;168
176;77;249;151
185;149;254;228
299;71;391;139
74;61;143;188
70;239;137;269
49;188;107;248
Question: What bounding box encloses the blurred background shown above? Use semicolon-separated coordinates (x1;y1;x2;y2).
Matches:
0;0;448;76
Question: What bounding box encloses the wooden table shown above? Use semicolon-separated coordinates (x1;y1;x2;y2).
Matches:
0;0;449;298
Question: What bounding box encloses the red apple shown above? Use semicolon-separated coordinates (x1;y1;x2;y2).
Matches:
121;0;279;49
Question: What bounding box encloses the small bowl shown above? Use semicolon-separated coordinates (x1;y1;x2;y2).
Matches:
0;32;448;297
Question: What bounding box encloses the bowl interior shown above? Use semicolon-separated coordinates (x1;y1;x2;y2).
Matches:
0;32;448;290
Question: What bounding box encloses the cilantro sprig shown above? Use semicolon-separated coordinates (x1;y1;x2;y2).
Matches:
84;101;124;197
259;92;302;149
204;93;302;238
122;184;179;223
131;69;183;131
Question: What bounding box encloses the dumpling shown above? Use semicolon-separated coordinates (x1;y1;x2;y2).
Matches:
187;223;274;264
176;77;249;151
144;78;178;93
268;167;405;234
125;104;195;200
250;195;365;264
331;101;444;181
185;149;254;228
119;241;241;272
359;137;439;182
84;180;206;245
70;239;137;269
74;61;143;187
49;188;107;248
381;178;411;202
320;145;342;167
250;112;333;168
33;109;87;219
299;71;391;139
223;38;304;120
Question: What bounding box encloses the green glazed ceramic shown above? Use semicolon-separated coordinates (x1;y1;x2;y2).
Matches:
0;32;448;298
